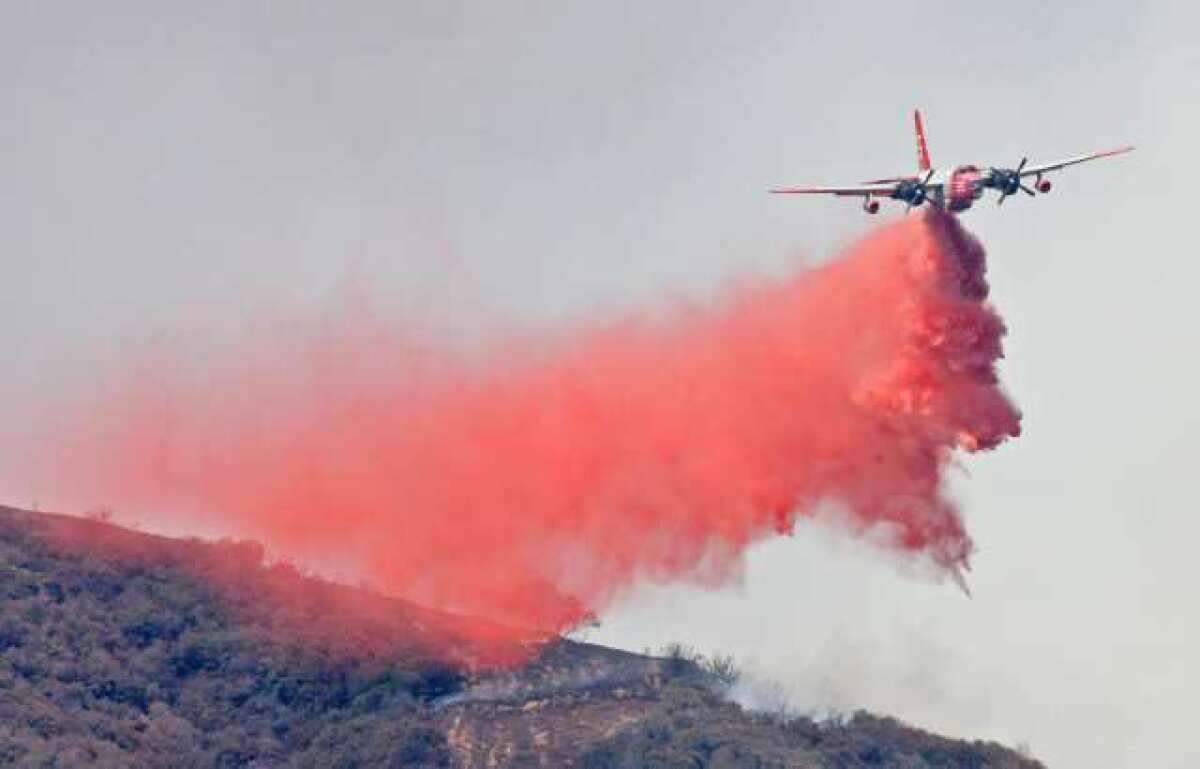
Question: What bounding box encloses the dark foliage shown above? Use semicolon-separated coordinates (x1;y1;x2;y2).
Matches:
0;507;1044;768
581;681;1042;769
0;507;452;768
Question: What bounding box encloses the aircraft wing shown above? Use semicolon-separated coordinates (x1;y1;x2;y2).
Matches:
769;183;901;198
1019;145;1134;177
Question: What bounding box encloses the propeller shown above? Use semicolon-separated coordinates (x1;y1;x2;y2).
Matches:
990;158;1038;205
901;169;937;213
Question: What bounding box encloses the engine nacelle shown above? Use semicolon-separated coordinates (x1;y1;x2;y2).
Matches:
863;199;880;214
1037;178;1052;194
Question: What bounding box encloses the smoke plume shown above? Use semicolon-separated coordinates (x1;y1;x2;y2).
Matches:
31;211;1019;648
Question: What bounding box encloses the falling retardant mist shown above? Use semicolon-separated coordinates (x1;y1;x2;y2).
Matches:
25;210;1020;657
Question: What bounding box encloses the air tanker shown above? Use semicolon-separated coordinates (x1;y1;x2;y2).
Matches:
771;109;1133;214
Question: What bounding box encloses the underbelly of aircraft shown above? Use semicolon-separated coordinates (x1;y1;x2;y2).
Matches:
946;166;984;212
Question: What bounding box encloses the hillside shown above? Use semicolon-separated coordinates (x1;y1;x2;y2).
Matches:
0;506;1043;768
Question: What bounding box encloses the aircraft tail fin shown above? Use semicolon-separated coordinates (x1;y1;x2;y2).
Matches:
914;109;932;172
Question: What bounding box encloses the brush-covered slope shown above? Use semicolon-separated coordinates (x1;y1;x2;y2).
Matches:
0;506;1042;768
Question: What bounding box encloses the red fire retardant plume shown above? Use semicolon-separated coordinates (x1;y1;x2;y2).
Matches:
39;211;1020;647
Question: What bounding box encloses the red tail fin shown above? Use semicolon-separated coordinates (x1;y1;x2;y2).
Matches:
914;109;932;172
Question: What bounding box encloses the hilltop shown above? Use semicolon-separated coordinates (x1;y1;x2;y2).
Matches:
0;505;1042;768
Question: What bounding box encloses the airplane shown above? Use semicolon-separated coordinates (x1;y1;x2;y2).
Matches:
770;109;1133;214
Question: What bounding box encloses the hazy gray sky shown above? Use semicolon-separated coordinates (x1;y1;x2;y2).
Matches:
1;3;1195;766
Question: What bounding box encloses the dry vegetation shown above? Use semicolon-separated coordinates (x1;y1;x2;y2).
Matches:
0;506;1043;768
